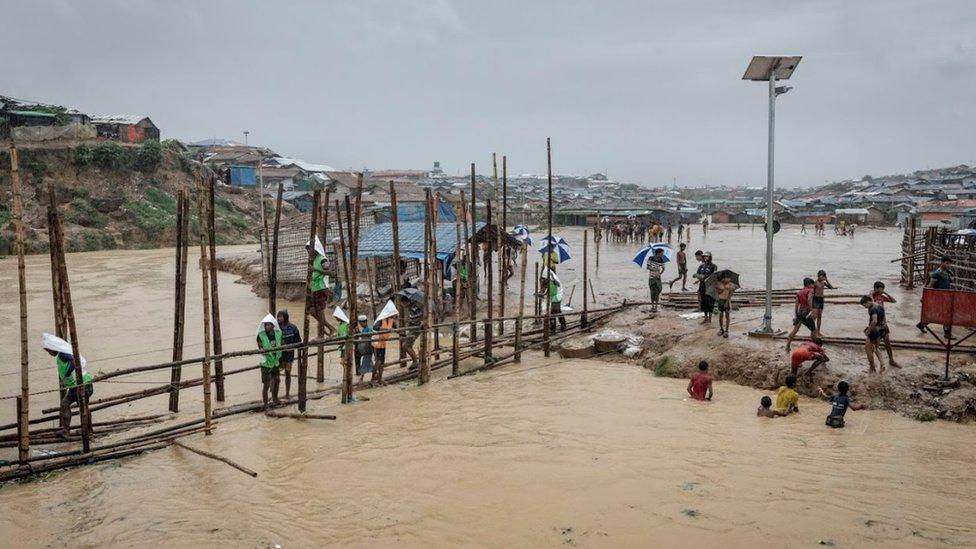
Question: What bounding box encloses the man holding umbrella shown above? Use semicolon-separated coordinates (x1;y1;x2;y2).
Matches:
646;248;667;312
43;333;93;437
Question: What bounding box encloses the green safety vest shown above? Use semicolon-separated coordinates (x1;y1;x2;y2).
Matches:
459;262;469;282
337;322;350;351
258;329;283;369
57;354;92;388
311;255;327;292
549;280;561;303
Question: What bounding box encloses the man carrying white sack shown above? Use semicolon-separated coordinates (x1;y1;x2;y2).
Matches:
42;333;93;437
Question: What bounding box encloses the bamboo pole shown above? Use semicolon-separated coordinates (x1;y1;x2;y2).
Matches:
299;191;321;412
582;229;589;329
207;176;225;402
265;411;336;420
533;261;540;324
174;441;258;477
270;183;284;313
169;189;189;412
194;170;214;435
485;199;494;364
47;200;69;428
515;241;528;362
9;140;30;464
317;189;331;382
469;163;478;342
595;218;600;270
499;154;508;335
419;190;433;385
366;257;379;320
544;138;553;357
258;161;272;287
389;183;405;375
48;183;93;452
453;197;463;376
431;192;442;359
342;196;357;402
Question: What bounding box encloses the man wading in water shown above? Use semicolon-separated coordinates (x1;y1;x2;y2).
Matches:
257;314;283;408
43;333;93;438
276;309;301;399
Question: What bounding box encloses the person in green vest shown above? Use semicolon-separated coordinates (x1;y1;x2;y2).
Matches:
538;268;567;333
42;333;93;437
256;314;283;408
334;306;351;354
306;236;336;336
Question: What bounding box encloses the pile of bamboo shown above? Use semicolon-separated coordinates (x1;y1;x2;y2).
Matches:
661;289;864;310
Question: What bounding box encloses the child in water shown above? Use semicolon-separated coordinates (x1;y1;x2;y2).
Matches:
686;361;713;401
757;396;788;418
818;380;865;428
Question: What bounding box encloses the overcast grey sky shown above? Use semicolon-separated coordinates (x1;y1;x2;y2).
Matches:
4;0;975;186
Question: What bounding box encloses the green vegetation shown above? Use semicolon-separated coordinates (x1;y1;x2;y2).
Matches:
214;195;251;232
73;144;94;167
91;142;129;170
18;150;48;181
650;355;674;377
66;197;108;228
914;408;937;422
0;210;12;228
134;139;162;172
126;186;178;235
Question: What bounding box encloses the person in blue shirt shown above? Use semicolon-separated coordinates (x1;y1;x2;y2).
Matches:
819;381;865;428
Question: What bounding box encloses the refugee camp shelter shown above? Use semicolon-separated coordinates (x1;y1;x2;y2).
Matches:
91;115;160;143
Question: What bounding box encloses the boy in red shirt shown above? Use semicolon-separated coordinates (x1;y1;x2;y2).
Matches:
790;338;829;376
686;360;713;401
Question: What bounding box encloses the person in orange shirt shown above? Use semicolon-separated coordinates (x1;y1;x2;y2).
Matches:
372;314;396;380
790;338;829;376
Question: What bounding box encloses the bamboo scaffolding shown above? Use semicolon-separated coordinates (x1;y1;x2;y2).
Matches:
582;229;589;329
194;169;214;435
515;241;528;362
47;198;68;428
265;411;336;420
485;199;495;364
388;183;403;383
430;192;442;359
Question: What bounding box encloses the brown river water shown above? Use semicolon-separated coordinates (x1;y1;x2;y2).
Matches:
1;225;974;547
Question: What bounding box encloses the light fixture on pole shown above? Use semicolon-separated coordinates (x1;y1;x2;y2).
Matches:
242;130;249;146
742;55;801;335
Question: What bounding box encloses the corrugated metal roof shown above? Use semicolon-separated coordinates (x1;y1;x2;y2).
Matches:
358;222;483;259
91;114;152;125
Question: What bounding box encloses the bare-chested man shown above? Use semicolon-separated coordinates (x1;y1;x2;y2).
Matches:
812;270;834;333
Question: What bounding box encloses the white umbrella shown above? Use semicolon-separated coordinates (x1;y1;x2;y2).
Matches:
256;313;279;335
376;300;398;322
307;235;326;256
41;333;87;368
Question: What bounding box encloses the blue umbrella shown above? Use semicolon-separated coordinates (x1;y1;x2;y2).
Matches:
511;224;533;246
633;242;673;268
538;235;571;263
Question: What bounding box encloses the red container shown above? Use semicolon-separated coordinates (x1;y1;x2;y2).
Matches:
920;289;976;328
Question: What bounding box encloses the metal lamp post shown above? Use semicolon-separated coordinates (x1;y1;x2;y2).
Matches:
743;55;801;334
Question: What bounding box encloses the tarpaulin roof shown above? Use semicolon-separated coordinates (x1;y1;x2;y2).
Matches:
358;222;483;260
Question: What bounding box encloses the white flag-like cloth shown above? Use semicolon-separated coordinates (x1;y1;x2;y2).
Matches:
257;313;280;335
376;300;398;322
41;332;87;368
307;235;326;256
333;306;350;324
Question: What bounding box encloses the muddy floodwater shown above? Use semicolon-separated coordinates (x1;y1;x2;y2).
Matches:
1;225;974;547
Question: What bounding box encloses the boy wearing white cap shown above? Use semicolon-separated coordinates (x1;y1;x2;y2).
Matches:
42;333;92;436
